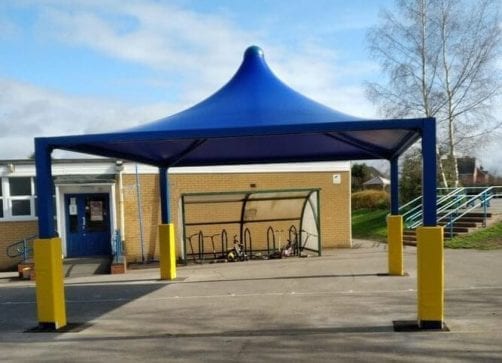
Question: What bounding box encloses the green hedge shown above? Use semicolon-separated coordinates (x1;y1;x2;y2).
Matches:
352;190;390;210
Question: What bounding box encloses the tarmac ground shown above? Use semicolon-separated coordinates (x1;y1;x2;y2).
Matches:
0;239;501;362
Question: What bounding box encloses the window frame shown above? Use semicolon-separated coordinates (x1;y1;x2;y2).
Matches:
0;177;37;221
0;179;4;219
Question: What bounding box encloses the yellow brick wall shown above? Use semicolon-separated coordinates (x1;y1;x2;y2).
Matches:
122;174;161;263
170;171;351;258
0;221;38;270
0;170;350;268
121;170;350;263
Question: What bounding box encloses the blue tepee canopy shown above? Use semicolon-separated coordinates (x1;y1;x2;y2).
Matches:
37;46;429;167
33;46;442;332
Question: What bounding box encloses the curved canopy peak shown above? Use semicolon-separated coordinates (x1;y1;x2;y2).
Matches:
40;46;427;168
124;45;363;133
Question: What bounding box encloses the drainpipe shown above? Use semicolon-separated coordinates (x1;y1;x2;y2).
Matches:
135;163;146;263
116;160;125;245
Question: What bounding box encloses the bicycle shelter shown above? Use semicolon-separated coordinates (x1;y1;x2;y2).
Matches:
33;46;443;331
181;188;321;263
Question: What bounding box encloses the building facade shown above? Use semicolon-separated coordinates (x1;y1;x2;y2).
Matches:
0;159;351;270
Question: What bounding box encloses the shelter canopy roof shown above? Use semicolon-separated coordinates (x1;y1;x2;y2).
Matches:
38;46;429;167
182;188;319;230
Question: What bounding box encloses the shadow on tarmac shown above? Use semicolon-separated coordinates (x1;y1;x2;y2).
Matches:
0;282;166;335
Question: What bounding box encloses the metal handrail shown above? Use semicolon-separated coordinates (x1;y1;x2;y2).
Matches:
399;195;422;213
403;187;466;228
400;188;461;217
401;187;464;218
6;234;38;261
406;186;497;231
438;187;494;228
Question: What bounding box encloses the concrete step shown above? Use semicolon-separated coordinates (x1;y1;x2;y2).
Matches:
63;256;112;278
399;209;495;246
17;256;112;280
463;212;492;218
403;229;461;242
443;226;470;233
439;217;487;225
438;211;492;218
438;221;479;228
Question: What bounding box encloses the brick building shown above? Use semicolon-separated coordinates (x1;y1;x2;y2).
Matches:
0;159;351;270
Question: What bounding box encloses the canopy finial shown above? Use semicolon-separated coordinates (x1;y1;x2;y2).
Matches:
244;45;264;59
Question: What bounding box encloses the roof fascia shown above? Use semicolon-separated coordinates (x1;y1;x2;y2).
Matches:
170;152;391;167
40;118;427;147
57;144;162;167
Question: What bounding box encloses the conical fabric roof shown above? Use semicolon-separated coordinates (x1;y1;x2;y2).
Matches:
125;46;362;133
39;46;428;167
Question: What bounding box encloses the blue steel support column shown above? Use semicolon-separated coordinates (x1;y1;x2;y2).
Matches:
388;156;404;275
417;117;444;330
421;118;437;226
159;167;176;280
34;138;67;330
35;138;56;238
159;167;169;224
390;157;399;215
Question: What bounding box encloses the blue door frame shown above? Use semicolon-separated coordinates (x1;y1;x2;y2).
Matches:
64;193;112;257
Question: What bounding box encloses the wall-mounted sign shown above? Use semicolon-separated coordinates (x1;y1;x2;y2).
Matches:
69;197;77;215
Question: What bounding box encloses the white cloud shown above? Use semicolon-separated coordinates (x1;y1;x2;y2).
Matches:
474;127;502;176
268;43;379;118
0;78;178;158
11;0;500;169
35;0;258;103
32;0;379;116
0;1;384;160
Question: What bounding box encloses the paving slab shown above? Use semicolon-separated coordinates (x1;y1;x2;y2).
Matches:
0;240;501;362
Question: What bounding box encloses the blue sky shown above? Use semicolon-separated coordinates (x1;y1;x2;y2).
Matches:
0;0;500;172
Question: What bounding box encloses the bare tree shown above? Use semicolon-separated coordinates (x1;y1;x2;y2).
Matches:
367;0;501;187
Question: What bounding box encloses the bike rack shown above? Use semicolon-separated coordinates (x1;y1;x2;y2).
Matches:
221;229;228;256
288;225;298;256
243;227;252;256
6;234;38;262
266;226;276;255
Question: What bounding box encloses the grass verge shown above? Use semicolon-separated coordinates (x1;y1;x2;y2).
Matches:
445;221;502;249
352;208;388;242
351;209;502;249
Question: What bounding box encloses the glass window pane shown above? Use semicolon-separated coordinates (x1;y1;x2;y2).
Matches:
85;196;108;232
12;200;31;216
0;181;2;196
9;178;31;196
0;199;3;218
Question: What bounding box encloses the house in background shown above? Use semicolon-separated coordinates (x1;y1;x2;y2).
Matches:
0;158;352;271
363;176;391;191
457;157;490;186
350;163;387;191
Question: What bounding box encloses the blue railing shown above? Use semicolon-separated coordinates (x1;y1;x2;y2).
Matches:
439;187;495;230
112;229;123;264
6;234;38;261
400;188;466;229
402;186;501;231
